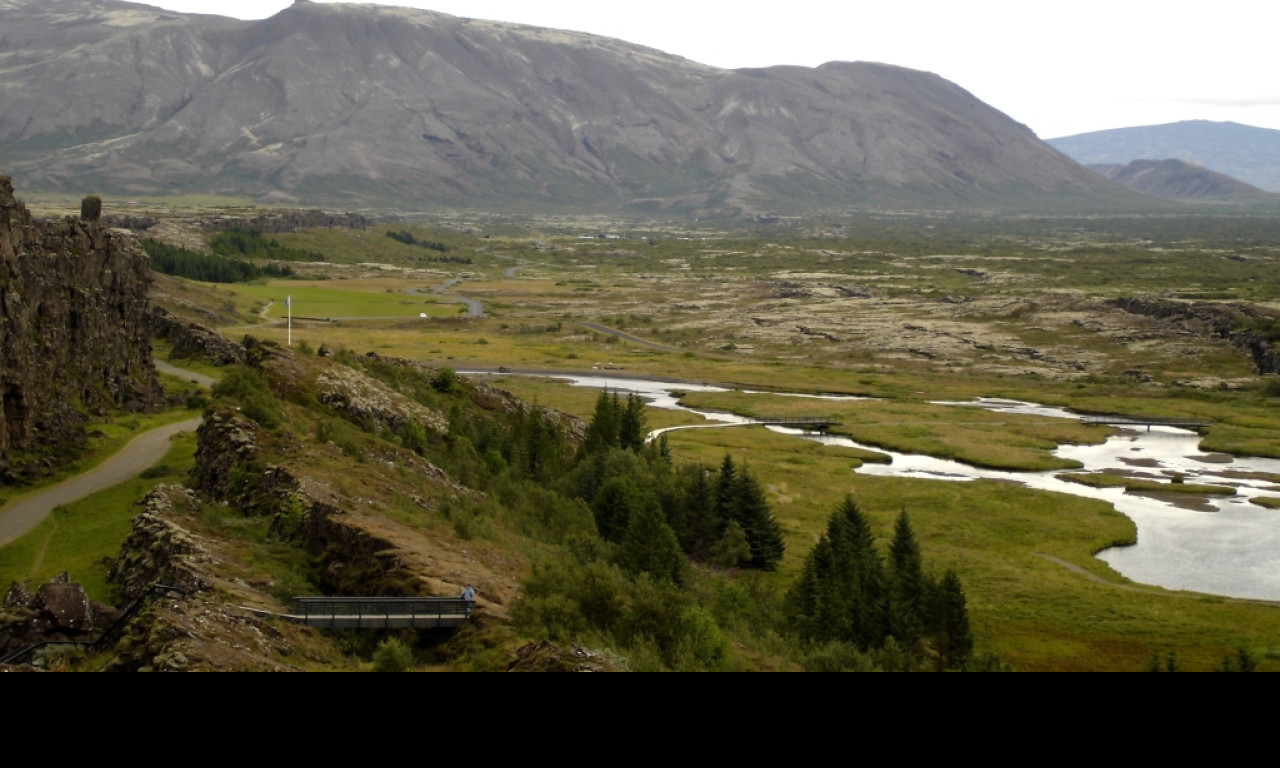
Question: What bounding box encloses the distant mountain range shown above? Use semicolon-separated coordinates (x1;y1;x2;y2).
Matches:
0;0;1147;214
1050;121;1280;193
1088;159;1271;201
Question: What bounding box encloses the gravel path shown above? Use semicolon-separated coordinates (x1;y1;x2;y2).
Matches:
0;361;212;547
0;417;201;546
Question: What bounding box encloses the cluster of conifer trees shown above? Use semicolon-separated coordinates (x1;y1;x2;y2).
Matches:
574;391;785;574
142;239;295;283
209;229;323;262
786;496;973;670
385;229;450;252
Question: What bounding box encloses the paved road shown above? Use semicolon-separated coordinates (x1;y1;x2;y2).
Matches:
579;322;686;354
0;360;213;547
0;417;202;546
404;279;484;318
155;360;217;388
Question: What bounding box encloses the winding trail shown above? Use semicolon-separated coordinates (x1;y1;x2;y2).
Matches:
0;417;202;547
0;361;213;547
155;360;217;388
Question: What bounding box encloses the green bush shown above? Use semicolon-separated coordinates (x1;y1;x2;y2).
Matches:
371;637;415;673
433;367;460;393
211;367;281;429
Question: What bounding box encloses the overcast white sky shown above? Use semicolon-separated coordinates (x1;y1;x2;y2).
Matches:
146;0;1280;139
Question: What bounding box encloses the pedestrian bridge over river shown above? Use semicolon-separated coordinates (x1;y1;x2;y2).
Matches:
284;597;474;629
746;416;841;430
1081;416;1212;431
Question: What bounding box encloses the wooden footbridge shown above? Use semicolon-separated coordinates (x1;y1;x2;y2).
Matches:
287;597;474;629
1081;415;1212;431
747;416;841;431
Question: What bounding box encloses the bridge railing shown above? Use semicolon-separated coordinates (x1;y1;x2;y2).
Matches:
291;596;472;618
747;416;841;427
1080;416;1211;429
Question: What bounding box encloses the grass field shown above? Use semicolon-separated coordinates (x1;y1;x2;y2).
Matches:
678;390;1113;471
223;281;462;321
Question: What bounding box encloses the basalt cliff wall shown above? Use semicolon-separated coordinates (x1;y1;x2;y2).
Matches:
0;177;160;481
1110;296;1280;376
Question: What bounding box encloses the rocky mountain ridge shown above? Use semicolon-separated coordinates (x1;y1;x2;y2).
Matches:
0;0;1143;214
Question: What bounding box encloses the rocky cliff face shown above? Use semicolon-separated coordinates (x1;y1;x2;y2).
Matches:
0;177;161;482
1110;296;1280;375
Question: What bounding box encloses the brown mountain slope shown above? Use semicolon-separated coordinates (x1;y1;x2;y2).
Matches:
1089;159;1271;201
0;0;1146;214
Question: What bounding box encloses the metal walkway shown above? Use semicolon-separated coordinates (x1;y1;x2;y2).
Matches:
1080;416;1212;431
286;597;474;629
749;416;842;430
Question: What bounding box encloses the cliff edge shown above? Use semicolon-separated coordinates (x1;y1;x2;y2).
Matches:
0;177;161;482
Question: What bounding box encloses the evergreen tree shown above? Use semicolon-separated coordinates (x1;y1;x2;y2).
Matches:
618;393;647;452
618;499;686;585
727;465;785;571
714;454;738;530
585;390;620;452
709;519;752;569
887;509;926;647
827;496;887;649
785;495;885;648
934;569;973;671
591;475;643;542
1219;646;1258;673
670;464;720;559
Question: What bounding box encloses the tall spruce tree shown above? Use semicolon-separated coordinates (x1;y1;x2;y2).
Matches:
727;465;785;571
670;464;720;559
887;509;926;647
591;475;644;542
619;498;686;585
618;393;648;452
786;495;886;648
934;569;973;671
714;454;738;530
585;390;620;452
828;496;887;649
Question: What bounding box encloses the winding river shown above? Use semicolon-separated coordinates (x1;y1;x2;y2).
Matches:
472;372;1280;602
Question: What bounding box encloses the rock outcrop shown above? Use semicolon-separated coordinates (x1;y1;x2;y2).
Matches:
0;177;161;482
151;305;247;367
316;365;450;438
1;573;119;657
1110;297;1280;375
107;485;214;602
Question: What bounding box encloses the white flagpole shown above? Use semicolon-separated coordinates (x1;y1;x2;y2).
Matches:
287;295;292;347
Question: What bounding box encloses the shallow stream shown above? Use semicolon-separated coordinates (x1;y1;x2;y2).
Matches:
473;374;1280;601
